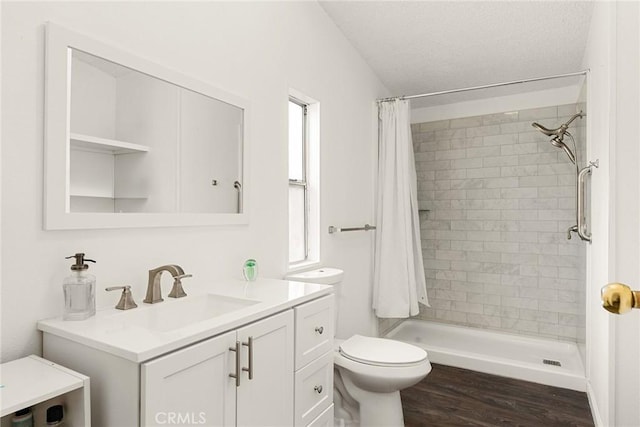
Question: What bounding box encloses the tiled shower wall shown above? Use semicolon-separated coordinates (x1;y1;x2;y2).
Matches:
408;104;586;342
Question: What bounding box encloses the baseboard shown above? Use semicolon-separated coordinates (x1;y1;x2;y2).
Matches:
586;380;605;427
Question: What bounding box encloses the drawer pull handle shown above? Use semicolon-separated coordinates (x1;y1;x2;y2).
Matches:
242;336;254;380
314;385;323;394
229;341;241;387
315;326;324;335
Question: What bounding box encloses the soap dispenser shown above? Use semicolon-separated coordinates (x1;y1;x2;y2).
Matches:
63;253;96;321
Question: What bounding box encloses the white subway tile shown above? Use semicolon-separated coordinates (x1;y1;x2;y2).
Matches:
451;240;484;251
435;149;467;160
450;179;483;189
466;230;501;241
451;157;483;169
501;188;538;199
466;125;501;137
483;155;519;167
467;209;501;220
451;301;484;314
436;270;468;281
501;210;538;220
484;241;520;253
450;116;483;129
467;251;502;263
420;120;450;132
436;250;467;260
451;137;484;149
519;175;558;187
467;167;501;178
435;129;467;140
467;146;501;158
500;143;538;156
435;169;467;180
482;111;519;125
467;189;502;200
451;220;484;231
501;165;538;177
483;134;518;146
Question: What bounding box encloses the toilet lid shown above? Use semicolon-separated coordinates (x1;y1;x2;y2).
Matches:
338;335;427;366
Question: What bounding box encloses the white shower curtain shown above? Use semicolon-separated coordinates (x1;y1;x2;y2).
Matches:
373;100;429;318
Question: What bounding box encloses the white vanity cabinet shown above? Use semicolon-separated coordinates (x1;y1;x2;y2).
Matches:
39;280;334;427
293;295;335;427
142;310;294;427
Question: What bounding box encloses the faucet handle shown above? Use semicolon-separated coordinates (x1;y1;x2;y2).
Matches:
168;274;191;299
106;285;138;310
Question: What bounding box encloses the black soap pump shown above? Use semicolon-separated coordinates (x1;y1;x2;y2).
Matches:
63;253;96;321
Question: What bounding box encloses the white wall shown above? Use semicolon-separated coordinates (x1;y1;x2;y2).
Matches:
610;3;640;425
0;2;388;361
582;2;640;426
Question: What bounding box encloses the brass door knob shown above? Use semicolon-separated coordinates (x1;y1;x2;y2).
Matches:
601;283;640;314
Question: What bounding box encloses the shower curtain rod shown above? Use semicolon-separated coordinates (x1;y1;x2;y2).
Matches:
377;70;589;103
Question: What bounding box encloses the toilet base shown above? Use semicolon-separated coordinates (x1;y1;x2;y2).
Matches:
337;368;406;427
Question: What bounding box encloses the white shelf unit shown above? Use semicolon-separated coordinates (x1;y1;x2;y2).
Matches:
0;355;90;426
70;133;150;154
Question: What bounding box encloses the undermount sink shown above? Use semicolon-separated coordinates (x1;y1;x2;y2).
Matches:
116;294;260;333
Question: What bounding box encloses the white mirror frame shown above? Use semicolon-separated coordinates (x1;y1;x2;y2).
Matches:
44;22;250;230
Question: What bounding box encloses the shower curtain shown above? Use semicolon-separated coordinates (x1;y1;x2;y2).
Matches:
373;100;429;318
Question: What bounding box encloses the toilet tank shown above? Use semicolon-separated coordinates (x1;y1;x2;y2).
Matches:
286;268;343;337
285;268;344;285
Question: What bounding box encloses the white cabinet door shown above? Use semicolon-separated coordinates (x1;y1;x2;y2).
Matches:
142;331;237;427
236;310;294;427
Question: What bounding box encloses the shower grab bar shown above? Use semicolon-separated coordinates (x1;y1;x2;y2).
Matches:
328;224;376;234
572;160;598;242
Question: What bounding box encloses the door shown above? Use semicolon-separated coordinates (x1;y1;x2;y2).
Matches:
141;330;237;427
236;310;295;426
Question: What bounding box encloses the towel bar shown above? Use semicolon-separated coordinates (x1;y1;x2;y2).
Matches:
328;224;376;234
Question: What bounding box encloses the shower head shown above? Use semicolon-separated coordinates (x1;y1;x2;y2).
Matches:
550;135;576;164
531;111;583;165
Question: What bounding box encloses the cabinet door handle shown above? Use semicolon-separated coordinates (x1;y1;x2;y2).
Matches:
315;326;324;335
314;385;323;394
229;341;241;387
242;336;254;380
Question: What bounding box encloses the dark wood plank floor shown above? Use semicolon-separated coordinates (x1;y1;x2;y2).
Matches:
401;364;594;427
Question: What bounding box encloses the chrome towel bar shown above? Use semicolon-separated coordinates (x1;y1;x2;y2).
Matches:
328;224;376;234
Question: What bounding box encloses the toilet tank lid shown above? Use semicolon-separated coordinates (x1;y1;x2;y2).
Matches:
285;268;344;285
339;335;428;365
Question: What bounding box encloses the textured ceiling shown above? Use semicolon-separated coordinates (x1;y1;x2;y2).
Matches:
319;1;594;106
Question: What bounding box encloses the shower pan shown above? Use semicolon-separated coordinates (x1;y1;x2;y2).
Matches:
532;112;596;242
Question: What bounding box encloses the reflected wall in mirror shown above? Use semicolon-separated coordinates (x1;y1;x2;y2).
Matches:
45;23;249;229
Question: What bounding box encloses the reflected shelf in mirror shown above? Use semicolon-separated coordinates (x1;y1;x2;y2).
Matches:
70;133;150;155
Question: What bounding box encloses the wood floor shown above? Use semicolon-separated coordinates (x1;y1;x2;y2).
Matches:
401;364;594;427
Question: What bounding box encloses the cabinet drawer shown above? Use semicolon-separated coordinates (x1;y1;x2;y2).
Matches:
294;351;333;427
295;294;334;369
307;404;334;427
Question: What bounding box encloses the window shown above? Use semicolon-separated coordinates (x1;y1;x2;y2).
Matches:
289;99;308;264
288;94;319;267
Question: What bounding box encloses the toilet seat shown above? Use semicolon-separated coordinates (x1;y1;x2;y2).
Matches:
338;335;428;367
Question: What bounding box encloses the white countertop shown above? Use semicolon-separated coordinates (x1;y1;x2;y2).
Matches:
38;278;333;363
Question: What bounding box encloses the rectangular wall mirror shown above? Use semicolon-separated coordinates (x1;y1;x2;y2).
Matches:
45;23;250;229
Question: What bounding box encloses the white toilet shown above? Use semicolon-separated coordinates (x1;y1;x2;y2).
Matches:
286;268;432;427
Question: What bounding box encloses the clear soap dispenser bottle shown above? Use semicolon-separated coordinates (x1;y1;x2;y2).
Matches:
63;253;96;321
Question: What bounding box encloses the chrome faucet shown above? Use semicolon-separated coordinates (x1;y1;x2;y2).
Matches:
143;265;192;304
